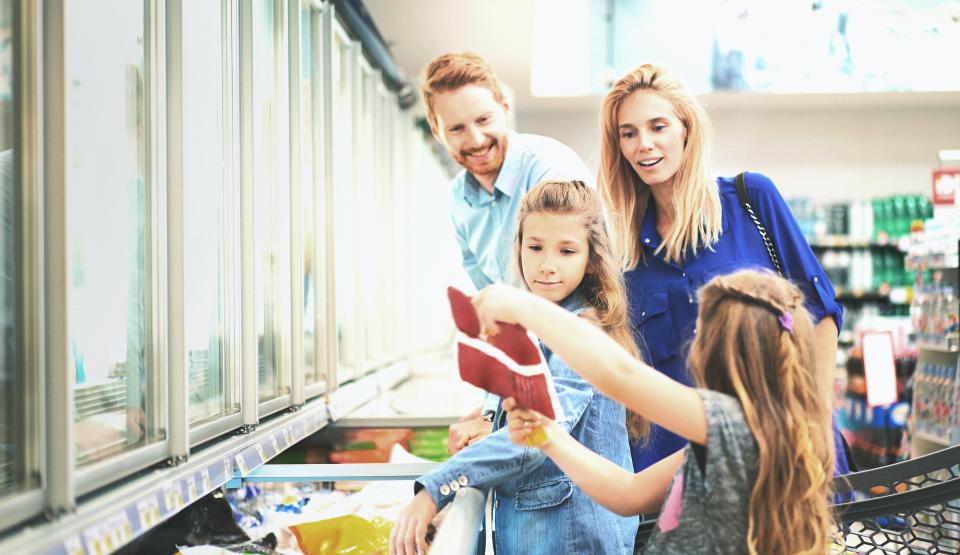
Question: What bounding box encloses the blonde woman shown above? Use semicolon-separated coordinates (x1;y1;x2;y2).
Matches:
597;64;850;475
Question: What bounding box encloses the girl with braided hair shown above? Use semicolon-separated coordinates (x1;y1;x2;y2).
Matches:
472;269;835;554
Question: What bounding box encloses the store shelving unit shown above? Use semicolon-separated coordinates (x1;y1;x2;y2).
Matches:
0;361;413;555
907;234;959;459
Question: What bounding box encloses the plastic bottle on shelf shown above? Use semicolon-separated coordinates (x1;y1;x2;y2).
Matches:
849;200;862;241
862;199;874;241
891;196;907;239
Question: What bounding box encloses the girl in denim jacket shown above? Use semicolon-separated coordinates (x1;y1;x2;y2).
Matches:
390;180;643;555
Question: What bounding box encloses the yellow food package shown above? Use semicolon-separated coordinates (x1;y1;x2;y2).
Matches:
291;514;392;555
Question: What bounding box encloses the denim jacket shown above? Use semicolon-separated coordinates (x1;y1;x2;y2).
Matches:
416;295;638;554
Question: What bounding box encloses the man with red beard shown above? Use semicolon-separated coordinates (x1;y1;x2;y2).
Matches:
421;53;593;455
421;52;593;291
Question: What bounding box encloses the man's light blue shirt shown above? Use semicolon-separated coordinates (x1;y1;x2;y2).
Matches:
450;131;593;291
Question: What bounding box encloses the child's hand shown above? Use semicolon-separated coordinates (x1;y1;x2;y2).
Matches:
473;283;533;337
503;397;560;449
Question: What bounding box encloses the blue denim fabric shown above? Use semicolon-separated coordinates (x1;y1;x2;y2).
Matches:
417;296;638;554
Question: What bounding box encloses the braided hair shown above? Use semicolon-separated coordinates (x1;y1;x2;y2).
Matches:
687;269;835;554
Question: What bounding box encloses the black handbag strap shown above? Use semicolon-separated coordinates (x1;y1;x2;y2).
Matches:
735;172;785;277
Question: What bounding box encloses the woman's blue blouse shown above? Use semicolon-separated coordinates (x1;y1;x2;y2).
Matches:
624;172;845;472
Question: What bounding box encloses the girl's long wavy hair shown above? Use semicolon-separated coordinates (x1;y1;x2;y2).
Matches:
688;270;835;554
599;63;722;268
513;180;648;442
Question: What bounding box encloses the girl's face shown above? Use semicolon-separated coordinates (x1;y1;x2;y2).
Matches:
616;90;687;189
520;212;590;304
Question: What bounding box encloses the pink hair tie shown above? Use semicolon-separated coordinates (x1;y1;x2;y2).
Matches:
777;312;794;334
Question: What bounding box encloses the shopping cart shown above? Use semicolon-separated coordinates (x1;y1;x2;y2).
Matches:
635;444;960;553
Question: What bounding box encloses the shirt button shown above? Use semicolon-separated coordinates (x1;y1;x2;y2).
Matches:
813;276;818;283
641;311;646;318
440;484;451;496
688;297;694;304
458;475;469;486
643;238;651;244
681;272;687;278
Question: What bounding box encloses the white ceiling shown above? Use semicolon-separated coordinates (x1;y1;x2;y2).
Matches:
364;0;598;113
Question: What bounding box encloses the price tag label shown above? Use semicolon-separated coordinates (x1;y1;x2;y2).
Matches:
201;467;213;491
284;428;294;447
63;535;85;555
120;518;133;542
235;453;249;476
137;498;161;529
255;443;268;463
84;530;106;555
186;475;199;502
223;458;232;481
163;483;184;513
271;435;281;455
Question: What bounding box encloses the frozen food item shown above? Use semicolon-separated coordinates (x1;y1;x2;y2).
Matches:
290;514;390;555
408;428;450;462
448;286;564;421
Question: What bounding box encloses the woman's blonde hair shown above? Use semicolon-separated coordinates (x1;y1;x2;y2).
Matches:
514;180;647;442
599;63;721;268
688;270;835;554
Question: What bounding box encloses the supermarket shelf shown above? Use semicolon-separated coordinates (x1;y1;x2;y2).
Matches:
835;291;900;304
0;401;329;555
330;357;484;430
325;361;411;421
0;363;413;555
226;462;440;486
810;237;905;250
904;256;960;271
333;415;460;428
913;340;959;353
912;431;953;447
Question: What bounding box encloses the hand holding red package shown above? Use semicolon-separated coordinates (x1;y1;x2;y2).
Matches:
447;286;564;421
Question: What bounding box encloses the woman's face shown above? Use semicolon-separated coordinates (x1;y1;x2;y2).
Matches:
616;90;687;189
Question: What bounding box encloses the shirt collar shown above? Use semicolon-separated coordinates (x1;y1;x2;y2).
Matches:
462;172;493;206
491;130;521;198
461;130;520;206
559;289;586;314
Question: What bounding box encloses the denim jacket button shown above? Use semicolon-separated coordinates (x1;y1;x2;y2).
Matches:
440;484;451;496
458;475;468;486
450;480;461;492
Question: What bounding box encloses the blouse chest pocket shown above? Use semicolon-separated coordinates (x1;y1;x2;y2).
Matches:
514;478;574;511
633;290;679;364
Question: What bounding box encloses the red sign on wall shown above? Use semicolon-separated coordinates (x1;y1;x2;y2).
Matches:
932;168;960;205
